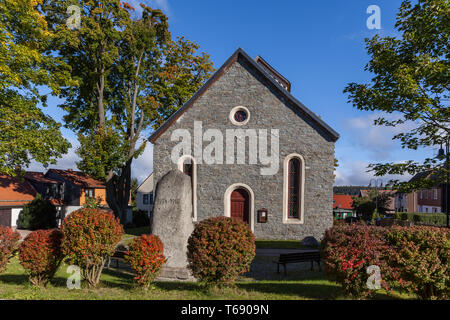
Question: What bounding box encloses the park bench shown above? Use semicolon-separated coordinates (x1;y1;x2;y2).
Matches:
274;251;321;275
107;249;127;269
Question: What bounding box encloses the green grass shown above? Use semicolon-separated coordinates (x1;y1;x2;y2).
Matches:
0;256;412;300
120;226;151;246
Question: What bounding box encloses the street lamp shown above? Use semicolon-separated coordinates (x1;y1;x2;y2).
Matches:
369;178;383;220
437;138;449;228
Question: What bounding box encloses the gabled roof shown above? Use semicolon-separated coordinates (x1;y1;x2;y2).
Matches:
25;171;59;184
47;169;105;188
149;48;339;143
333;194;354;210
137;172;153;191
0;175;36;207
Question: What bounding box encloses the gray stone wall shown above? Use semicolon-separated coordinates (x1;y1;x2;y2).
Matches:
153;56;335;240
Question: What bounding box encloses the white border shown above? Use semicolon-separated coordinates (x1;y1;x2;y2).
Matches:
282;153;305;224
224;183;255;232
177;155;197;222
229;106;250;126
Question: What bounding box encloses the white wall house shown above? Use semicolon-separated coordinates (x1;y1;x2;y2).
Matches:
137;173;154;217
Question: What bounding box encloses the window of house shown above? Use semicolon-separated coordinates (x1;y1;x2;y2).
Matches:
143;194;149;205
85;188;95;198
149;192;153;205
283;154;305;224
433;189;438;200
229;106;250;126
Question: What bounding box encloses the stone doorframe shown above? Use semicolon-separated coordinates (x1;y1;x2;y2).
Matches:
224;183;255;232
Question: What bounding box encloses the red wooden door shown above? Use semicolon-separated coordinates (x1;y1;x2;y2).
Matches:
0;208;12;227
230;188;249;224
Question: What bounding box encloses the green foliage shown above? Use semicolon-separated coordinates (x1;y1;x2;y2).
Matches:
385;226;450;300
394;212;447;226
41;1;213;221
0;0;73;176
344;0;450;192
0;226;21;273
17;195;58;230
187;217;256;287
82;196;103;209
125;234;166;288
352;190;392;220
61;208;123;287
18;229;64;287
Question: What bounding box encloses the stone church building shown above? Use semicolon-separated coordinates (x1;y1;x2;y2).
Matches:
149;48;339;240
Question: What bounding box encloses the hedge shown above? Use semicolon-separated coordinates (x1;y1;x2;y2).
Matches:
394;212;447;226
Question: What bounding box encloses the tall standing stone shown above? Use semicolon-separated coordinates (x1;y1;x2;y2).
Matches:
151;169;194;280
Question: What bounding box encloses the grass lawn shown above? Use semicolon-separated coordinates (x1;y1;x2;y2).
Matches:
0;256;412;300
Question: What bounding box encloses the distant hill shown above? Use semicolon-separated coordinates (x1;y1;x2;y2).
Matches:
333;186;392;196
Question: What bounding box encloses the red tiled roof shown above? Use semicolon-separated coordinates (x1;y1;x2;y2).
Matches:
0;175;36;207
24;171;59;184
47;169;105;188
333;194;354;210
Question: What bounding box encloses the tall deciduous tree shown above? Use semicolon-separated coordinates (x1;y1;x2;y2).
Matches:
0;0;73;176
344;0;449;192
43;1;213;220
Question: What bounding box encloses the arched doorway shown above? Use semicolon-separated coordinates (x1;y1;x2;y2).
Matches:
230;188;250;224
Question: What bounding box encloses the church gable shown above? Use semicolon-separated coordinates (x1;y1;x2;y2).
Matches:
149;48;339;144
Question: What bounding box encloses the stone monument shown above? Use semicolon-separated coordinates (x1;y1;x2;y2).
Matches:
151;169;194;280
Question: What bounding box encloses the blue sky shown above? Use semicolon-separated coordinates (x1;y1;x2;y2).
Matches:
30;0;434;185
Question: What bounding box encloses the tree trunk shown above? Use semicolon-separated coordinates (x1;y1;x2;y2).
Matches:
106;158;133;224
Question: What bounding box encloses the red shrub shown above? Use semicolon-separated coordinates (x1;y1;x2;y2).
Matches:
187;216;255;286
321;224;392;298
0;225;21;273
125;234;166;288
61;208;123;287
385;226;449;300
19;229;64;286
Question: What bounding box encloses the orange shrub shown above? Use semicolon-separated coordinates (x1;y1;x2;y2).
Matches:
0;225;20;273
61;208;123;287
187;216;256;286
125;234;166;288
19;229;64;286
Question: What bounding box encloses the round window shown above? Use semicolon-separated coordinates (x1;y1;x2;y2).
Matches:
229;106;250;125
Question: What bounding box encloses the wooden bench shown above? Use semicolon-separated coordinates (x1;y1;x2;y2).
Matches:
274;251;321;275
107;250;127;269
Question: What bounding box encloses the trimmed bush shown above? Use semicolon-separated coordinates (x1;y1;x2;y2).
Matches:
61;208;123;287
187;216;256;286
125;234;166;288
0;225;21;273
394;212;446;226
18;229;64;286
385;226;449;300
321;224;392;298
17;194;58;230
132;210;150;227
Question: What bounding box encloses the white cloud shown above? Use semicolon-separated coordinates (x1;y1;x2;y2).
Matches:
334;160;411;186
131;143;153;184
346;112;417;161
27;138;80;172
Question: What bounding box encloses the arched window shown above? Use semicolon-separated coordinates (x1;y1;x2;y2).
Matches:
288;158;300;219
283;154;305;224
178;155;197;221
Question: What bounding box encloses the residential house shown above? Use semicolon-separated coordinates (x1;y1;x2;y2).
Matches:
44;169;108;218
0;175;36;227
136;173;154;217
394;171;443;213
150;48;339;240
333;194;355;219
